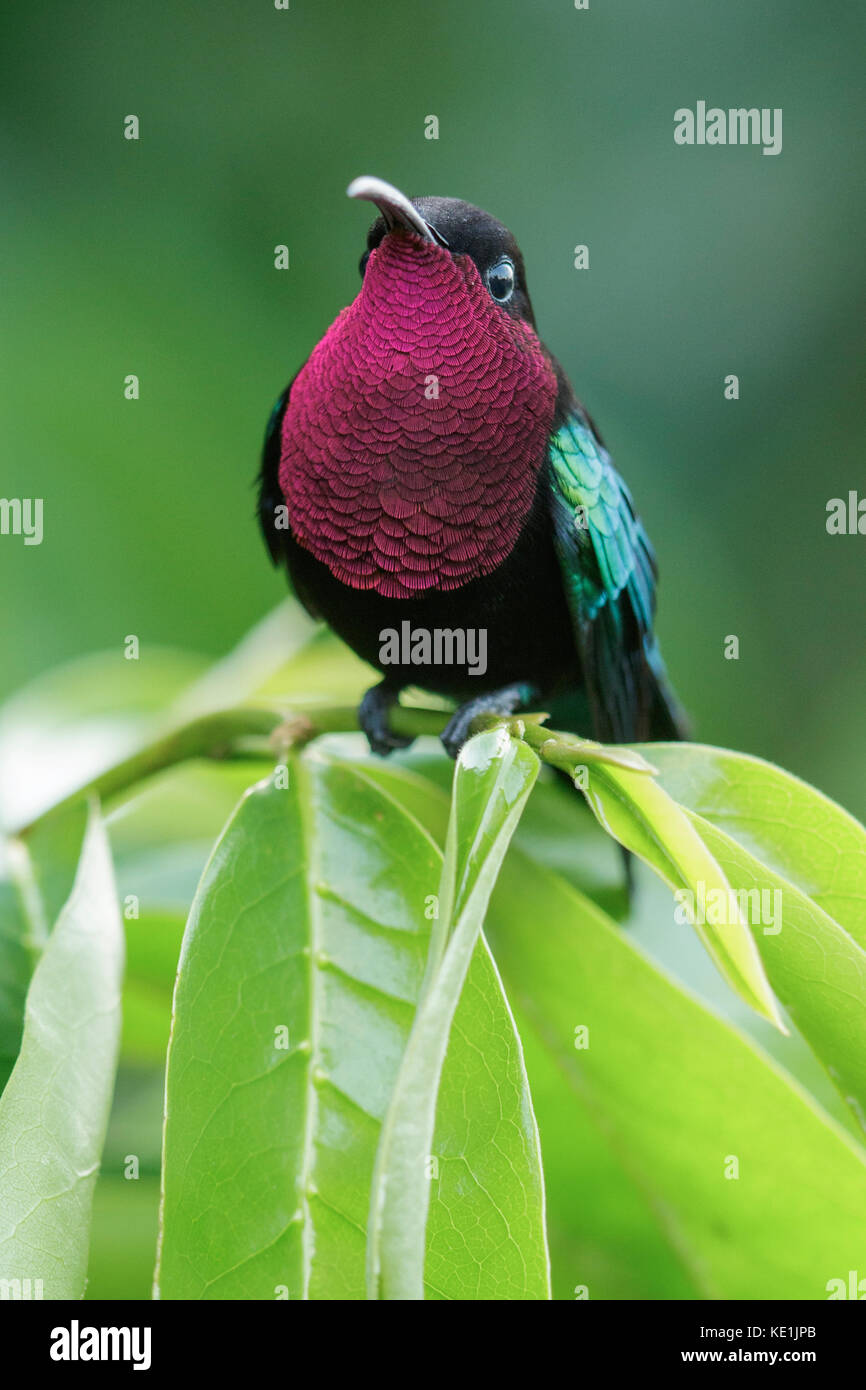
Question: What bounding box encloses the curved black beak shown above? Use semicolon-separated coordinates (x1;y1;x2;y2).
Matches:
346;175;437;242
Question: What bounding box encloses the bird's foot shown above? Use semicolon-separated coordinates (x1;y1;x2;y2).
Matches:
440;682;539;760
359;682;414;757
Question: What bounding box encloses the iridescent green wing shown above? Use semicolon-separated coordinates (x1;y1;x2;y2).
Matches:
547;406;663;742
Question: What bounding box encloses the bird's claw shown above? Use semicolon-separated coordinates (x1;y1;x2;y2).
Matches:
440;707;478;760
439;682;537;760
359;683;414;757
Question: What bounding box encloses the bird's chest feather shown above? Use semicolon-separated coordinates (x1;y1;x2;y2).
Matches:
279;236;557;598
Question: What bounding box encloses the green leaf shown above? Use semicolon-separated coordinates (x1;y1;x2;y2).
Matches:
367;728;541;1301
170;599;318;718
340;755;703;1298
0;806;91;1096
482;844;866;1299
513;1004;702;1299
646;742;866;948
634;745;866;1127
157;744;547;1300
347;739;631;916
0;852;29;1097
0;649;207;830
106;761;265;1065
253;628;373;707
0;805;123;1299
339;752;858;1300
688;811;866;1128
576;755;784;1029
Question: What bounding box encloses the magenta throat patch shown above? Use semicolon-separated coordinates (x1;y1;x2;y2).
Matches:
279;232;557;598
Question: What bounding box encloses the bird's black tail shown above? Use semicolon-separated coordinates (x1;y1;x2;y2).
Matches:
644;642;690;742
545;641;688;745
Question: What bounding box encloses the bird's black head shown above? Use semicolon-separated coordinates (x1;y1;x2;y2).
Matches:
352;177;538;329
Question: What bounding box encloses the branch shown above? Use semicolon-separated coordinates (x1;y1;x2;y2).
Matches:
11;703;449;838
11;701;655;840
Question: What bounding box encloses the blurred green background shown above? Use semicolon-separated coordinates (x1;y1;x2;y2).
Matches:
3;0;865;813
2;0;866;1300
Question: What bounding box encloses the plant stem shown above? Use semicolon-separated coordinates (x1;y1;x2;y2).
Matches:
12;699;654;840
12;702;450;838
477;715;657;776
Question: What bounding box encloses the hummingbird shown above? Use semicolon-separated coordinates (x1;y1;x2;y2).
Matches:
258;176;686;759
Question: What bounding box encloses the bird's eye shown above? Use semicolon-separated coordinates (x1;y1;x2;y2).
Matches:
487;258;515;303
359;250;370;279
